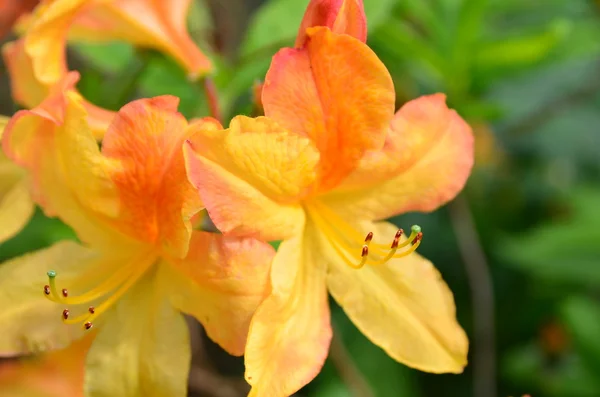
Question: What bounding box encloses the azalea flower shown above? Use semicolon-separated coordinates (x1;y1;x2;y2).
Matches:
184;1;473;395
0;72;273;396
0;116;35;244
3;0;212;137
0;0;39;40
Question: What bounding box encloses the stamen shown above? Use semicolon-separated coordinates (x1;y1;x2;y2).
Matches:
84;322;93;330
62;309;69;320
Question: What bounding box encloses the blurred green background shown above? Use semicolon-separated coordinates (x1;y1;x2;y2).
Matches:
1;0;600;396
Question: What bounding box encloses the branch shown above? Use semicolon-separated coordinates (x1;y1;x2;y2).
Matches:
448;194;496;397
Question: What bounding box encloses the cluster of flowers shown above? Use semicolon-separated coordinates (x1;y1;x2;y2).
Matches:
0;0;474;396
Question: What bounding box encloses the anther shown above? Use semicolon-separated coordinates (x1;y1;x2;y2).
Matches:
62;309;69;320
412;232;423;245
84;322;93;330
62;288;68;298
88;306;95;314
391;238;399;249
43;285;51;295
395;229;403;239
361;245;369;257
365;232;373;243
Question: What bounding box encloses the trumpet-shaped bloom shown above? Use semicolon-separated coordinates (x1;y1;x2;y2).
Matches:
3;0;212;138
0;75;273;396
185;21;473;397
0;116;35;244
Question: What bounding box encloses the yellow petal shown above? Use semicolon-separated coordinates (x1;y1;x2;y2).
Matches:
0;241;100;356
84;271;190;397
184;115;319;241
245;229;332;396
319;94;474;221
0;179;35;243
2;39;48;109
3;83;127;250
165;231;274;356
70;0;212;78
322;220;469;373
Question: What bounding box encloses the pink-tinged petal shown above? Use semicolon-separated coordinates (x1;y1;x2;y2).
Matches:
2;79;125;249
2;39;114;138
165;231;275;356
295;0;366;47
184;115;319;241
0;0;39;40
263;27;395;191
319;94;475;220
320;220;469;373
101;96;200;258
0;241;103;356
70;0;212;78
245;231;332;396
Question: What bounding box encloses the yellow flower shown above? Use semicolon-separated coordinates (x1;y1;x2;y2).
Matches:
0;116;34;244
184;26;473;397
0;73;273;396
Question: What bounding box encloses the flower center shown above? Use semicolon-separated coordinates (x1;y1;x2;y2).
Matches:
307;201;423;269
43;252;155;330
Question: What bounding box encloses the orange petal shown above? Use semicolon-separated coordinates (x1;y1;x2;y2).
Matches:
184;115;319;241
2;39;114;138
0;0;39;40
2;76;123;249
245;233;332;396
165;231;275;355
263;27;395;191
295;0;366;47
70;0;212;78
101;96;200;258
319;94;474;220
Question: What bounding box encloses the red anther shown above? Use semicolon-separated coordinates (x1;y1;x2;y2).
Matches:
412;232;423;245
361;245;369;257
391;238;399;249
43;285;51;295
364;232;373;243
84;322;93;330
62;309;69;320
88;306;95;314
61;288;68;297
395;229;403;239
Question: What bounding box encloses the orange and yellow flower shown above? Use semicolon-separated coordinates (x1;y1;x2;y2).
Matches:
3;0;212;138
0;73;273;396
184;1;473;395
0;116;34;244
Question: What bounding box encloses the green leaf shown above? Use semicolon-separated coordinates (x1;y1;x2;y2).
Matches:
561;296;600;371
72;42;135;73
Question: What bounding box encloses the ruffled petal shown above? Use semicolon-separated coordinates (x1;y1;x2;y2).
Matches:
101;96;200;258
70;0;212;78
184;115;319;241
263;26;395;191
2;80;125;250
245;230;332;396
295;0;366;47
321;219;469;373
0;241;102;356
84;271;190;397
320;94;474;220
164;231;274;356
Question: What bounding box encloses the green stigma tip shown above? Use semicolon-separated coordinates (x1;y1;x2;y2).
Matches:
47;270;56;278
411;225;422;234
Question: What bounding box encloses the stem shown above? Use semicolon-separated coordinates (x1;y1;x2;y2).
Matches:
448;194;496;397
202;77;222;123
329;325;375;397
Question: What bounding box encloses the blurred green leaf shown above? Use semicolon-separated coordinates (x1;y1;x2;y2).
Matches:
72;42;135;73
561;296;600;371
503;188;600;285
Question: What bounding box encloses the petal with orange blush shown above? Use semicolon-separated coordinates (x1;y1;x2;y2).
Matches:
101;95;199;258
69;0;212;78
263;27;395;191
2;39;114;138
184;115;320;241
165;231;274;356
319;94;474;221
245;231;332;396
295;0;366;47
